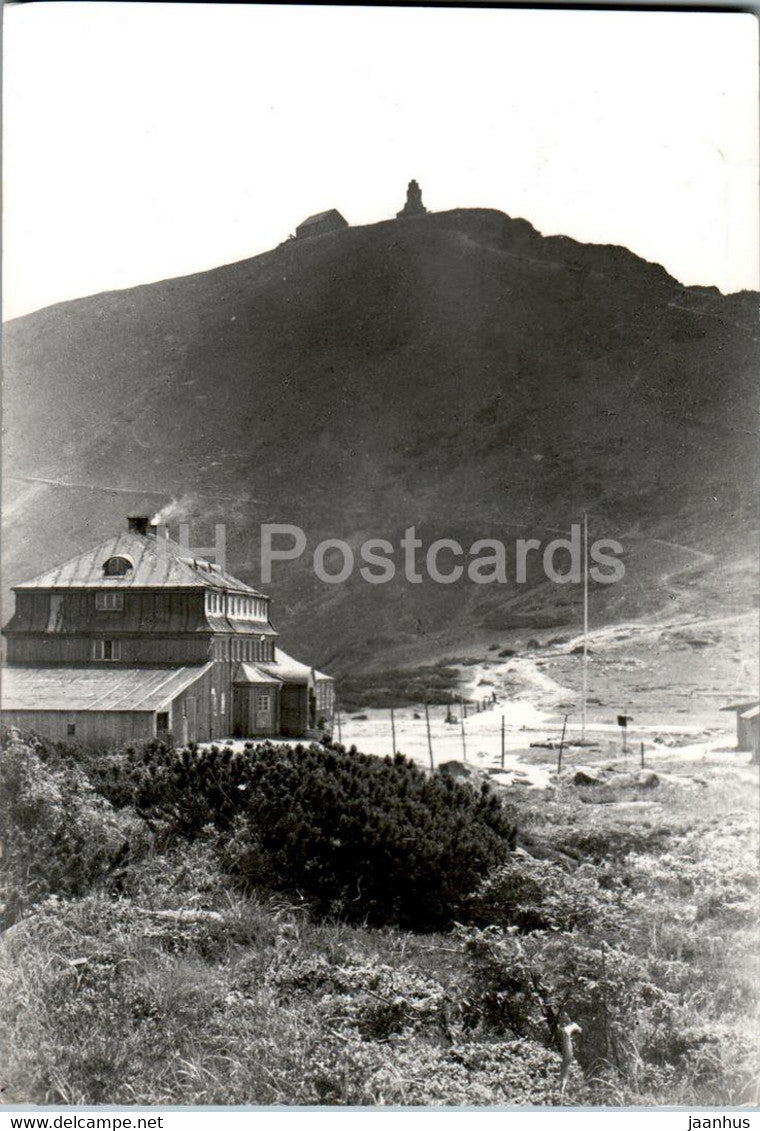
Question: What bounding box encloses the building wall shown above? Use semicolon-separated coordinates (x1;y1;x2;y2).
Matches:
6;634;213;665
0;709;155;747
6;587;277;668
168;666;218;744
231;685;281;738
9;589;211;636
296;214;347;239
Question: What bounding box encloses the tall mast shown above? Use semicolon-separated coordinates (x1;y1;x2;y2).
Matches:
582;512;589;741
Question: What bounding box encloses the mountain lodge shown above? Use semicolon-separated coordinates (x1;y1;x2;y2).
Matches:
0;517;334;747
295;209;348;239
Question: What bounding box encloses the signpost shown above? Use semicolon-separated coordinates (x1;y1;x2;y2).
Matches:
617;713;633;753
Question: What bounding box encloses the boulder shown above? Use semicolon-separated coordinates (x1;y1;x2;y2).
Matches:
573;767;604;786
636;770;660;788
438;760;488;784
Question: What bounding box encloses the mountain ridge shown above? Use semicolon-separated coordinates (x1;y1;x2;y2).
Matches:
3;207;758;674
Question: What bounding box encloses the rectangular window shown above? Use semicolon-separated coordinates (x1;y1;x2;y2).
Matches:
95;593;124;611
67;722;76;736
91;639;122;660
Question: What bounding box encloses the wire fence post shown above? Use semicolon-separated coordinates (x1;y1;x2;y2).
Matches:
390;705;397;755
557;713;568;777
424;699;434;771
640;739;644;769
501;713;506;769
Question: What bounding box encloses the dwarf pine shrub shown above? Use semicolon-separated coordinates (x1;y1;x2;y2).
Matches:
85;739;516;930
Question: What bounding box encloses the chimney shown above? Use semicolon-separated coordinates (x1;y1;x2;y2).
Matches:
127;515;157;537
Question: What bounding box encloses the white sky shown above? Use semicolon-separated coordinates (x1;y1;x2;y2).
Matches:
3;3;758;319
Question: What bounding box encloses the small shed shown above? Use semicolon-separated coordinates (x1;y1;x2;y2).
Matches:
0;662;214;746
295;210;348;239
721;700;760;753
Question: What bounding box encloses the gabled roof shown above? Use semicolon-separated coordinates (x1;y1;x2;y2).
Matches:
1;663;213;712
14;531;266;595
740;705;760;721
296;209;347;230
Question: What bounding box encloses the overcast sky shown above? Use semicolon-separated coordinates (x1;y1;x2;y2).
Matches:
3;3;758;319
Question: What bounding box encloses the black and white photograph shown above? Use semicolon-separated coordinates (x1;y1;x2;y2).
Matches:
1;1;758;1120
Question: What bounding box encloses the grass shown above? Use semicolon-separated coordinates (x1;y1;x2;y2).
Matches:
0;738;758;1107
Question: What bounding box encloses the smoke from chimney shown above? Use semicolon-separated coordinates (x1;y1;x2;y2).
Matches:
150;493;197;527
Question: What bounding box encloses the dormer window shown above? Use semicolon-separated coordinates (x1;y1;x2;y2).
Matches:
103;555;133;577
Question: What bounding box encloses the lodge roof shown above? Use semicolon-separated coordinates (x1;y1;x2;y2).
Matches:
1;662;213;713
14;531;266;596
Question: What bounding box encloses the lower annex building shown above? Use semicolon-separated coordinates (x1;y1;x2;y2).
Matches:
1;516;334;746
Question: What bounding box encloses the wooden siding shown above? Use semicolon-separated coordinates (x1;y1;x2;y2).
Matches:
232;686;281;738
1;709;155;747
7;589;211;636
6;634;213;665
169;666;217;744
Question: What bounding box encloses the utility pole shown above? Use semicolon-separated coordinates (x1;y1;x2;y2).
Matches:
500;713;506;770
582;512;589;742
390;705;397;755
336;704;342;746
460;697;467;762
